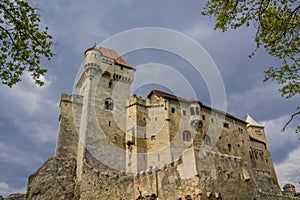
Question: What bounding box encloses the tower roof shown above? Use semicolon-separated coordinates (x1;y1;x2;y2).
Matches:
246;113;264;127
147;90;247;124
85;45;135;70
147;90;189;102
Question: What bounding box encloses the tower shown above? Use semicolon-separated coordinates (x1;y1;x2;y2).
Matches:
246;113;267;144
246;114;279;185
75;45;134;180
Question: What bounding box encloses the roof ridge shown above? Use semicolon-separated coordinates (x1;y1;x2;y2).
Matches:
85;45;135;70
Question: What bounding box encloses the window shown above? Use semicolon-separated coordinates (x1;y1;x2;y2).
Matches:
108;80;113;88
223;122;229;129
120;66;124;70
190;107;195;115
211;118;214;123
171;107;175;113
183;130;191;142
238;128;243;133
151;135;156;141
195;107;200;115
104;98;113;110
108;121;111;127
158;154;160;161
182;110;186;116
228;144;232;152
202;115;205;120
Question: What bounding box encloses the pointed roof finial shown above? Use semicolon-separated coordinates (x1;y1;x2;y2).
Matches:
246;113;264;127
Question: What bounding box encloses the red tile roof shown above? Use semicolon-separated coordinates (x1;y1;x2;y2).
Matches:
85;45;135;70
148;89;246;124
147;90;188;102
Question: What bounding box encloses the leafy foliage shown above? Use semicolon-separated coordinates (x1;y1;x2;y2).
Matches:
0;0;53;87
202;0;299;132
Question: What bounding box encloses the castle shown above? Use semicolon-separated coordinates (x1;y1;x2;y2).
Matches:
25;46;291;199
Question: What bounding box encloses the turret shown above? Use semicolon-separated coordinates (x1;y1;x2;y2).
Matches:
246;113;267;144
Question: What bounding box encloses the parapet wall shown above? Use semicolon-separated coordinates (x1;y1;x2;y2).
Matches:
133;147;281;200
127;95;165;108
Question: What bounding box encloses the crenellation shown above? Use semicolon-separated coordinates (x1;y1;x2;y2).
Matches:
25;46;297;200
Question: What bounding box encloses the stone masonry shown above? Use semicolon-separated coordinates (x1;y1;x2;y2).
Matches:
19;46;299;199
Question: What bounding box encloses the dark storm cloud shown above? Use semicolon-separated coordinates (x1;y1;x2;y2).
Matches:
0;0;299;196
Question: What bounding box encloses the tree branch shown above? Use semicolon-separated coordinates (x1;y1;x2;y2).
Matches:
0;25;17;46
288;4;300;22
0;25;38;68
0;2;45;48
282;111;300;132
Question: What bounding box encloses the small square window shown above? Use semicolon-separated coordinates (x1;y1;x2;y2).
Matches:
183;110;186;116
120;66;124;70
223;123;229;129
151;135;156;141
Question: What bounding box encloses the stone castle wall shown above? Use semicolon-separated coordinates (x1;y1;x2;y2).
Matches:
18;46;297;200
133;147;281;200
55;94;82;159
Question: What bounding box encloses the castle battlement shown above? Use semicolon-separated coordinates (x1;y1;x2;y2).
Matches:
127;95;165;108
24;46;288;200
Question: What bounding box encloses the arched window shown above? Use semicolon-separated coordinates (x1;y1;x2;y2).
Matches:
104;98;113;110
183;130;191;142
190;107;195;115
195;107;200;115
228;144;232;152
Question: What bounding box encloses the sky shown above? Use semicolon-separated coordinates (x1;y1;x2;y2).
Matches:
0;0;299;197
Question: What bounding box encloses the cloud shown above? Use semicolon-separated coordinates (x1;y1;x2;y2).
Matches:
274;147;300;193
12;120;58;143
0;72;58;144
227;82;298;121
0;142;43;167
262;115;299;163
0;0;298;197
0;181;26;198
0;72;57;115
132;63;197;99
